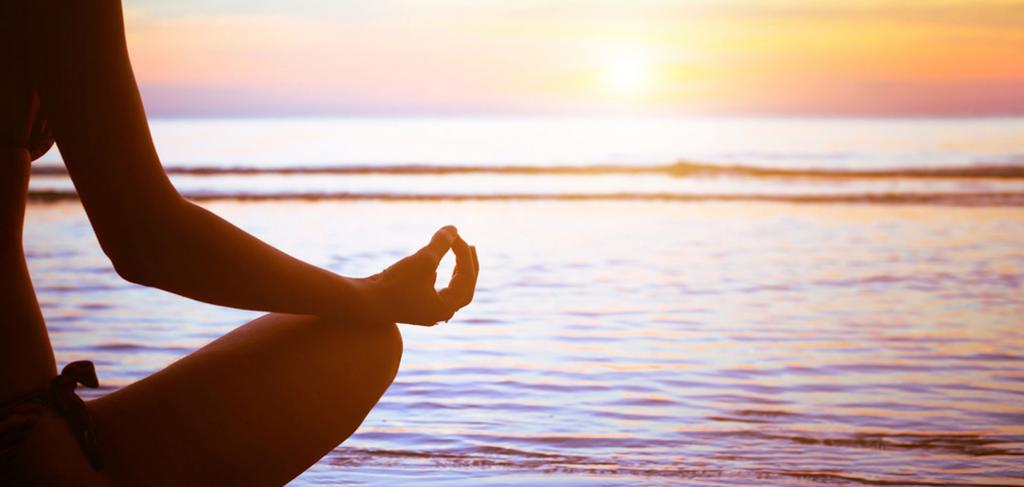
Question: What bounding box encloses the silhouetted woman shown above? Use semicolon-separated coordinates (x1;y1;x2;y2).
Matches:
1;1;478;484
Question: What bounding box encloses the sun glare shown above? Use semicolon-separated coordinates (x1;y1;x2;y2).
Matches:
603;51;654;96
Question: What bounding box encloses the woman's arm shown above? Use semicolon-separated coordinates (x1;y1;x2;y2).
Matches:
29;0;476;325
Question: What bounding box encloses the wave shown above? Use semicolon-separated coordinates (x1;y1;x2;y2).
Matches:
325;436;1021;485
31;162;1024;179
28;190;1024;206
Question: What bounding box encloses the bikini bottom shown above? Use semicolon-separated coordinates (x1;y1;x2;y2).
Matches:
0;361;104;476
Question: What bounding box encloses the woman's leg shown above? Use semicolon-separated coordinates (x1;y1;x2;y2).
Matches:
37;314;402;485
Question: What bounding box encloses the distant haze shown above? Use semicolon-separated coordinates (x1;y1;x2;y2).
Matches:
125;0;1024;117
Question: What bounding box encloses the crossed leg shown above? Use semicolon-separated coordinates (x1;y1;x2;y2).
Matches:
18;313;402;485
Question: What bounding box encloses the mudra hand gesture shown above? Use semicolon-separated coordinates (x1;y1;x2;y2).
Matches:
362;226;479;326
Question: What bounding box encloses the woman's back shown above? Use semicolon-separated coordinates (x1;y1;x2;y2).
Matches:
0;151;56;403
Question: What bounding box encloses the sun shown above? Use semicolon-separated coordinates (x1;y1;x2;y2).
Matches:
603;52;654;96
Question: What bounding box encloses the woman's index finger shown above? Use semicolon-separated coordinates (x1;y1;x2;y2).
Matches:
419;225;458;265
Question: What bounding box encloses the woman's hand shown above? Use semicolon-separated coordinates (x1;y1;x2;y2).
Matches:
360;226;479;326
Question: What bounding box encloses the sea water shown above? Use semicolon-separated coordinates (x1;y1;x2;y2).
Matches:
24;117;1024;485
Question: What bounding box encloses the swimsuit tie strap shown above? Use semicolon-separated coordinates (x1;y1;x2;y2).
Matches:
53;361;100;390
50;361;104;470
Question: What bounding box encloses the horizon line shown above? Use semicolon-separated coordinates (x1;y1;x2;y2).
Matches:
140;112;1024;120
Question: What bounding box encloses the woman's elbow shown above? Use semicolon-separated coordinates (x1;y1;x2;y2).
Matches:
102;233;169;288
108;249;160;287
100;200;187;287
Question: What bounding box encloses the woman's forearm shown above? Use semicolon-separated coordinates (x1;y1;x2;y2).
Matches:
116;198;380;322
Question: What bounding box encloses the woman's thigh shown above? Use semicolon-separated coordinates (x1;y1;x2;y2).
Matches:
84;314;403;485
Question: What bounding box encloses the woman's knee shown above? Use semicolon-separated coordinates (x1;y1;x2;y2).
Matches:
326;319;403;394
369;322;403;388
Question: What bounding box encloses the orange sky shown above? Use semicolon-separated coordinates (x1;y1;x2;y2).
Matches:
125;0;1024;116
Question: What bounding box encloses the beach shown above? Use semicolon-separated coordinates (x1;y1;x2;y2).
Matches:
27;194;1024;485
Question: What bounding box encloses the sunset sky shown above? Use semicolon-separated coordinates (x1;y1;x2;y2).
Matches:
124;0;1024;117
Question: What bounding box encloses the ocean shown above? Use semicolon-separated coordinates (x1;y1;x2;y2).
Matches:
24;117;1024;485
29;116;1024;203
